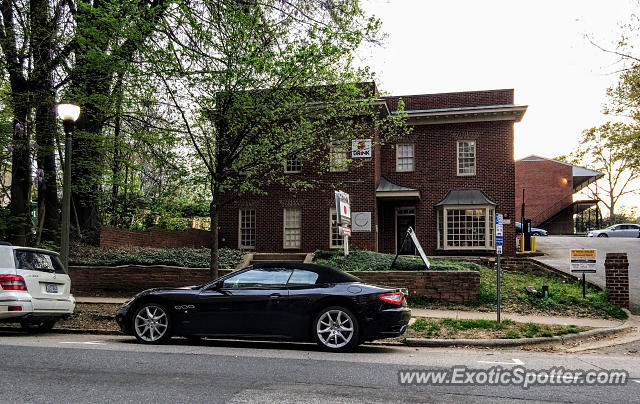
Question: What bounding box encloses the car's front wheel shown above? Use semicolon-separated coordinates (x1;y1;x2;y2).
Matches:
132;303;172;344
597;233;608;238
313;306;360;352
21;320;55;333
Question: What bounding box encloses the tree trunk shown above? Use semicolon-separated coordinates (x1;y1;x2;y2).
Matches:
209;187;220;280
9;112;31;246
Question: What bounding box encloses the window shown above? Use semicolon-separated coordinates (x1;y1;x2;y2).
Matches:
239;209;256;249
222;268;293;288
285;155;302;173
14;251;66;274
330;209;343;248
287;269;319;286
457;140;476;176
283;208;302;248
437;206;495;250
330;142;348;172
396;144;414;172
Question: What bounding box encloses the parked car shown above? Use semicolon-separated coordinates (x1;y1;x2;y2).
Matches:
587;223;640;238
515;221;548;236
0;242;75;332
116;263;411;352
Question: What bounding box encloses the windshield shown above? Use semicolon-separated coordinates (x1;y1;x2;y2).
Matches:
13;250;67;274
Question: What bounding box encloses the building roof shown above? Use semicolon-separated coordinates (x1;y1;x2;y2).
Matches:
435;189;496;207
376;177;420;199
517;155;604;192
390;104;527;124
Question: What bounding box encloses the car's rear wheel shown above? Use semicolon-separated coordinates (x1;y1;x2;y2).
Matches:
132;303;171;344
597;234;608;238
313;306;359;352
21;320;55;333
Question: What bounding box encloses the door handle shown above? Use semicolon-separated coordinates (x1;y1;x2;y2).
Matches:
270;293;281;300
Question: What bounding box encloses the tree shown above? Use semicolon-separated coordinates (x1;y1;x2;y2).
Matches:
152;0;406;279
574;122;640;221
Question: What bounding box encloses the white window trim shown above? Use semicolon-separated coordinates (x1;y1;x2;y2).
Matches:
329;208;343;249
284;156;302;173
437;205;495;250
456;140;476;176
329;142;349;172
238;209;256;250
283;207;302;249
396;143;415;172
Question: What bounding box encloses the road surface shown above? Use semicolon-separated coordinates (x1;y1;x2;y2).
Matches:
1;331;639;403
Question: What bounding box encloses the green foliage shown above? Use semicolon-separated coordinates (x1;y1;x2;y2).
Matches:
440;318;510;331
410;318;429;332
313;249;478;271
502;331;521;339
69;246;245;269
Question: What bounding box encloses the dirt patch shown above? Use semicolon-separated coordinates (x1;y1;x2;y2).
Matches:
57;303;121;331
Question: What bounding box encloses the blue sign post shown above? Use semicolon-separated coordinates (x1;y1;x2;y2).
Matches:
496;213;503;323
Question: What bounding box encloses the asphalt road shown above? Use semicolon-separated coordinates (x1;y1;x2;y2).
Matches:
535;236;640;313
1;332;639;403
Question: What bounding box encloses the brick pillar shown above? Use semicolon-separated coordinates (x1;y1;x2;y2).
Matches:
605;253;629;309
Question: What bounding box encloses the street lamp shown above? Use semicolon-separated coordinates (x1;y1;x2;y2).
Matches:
56;102;80;270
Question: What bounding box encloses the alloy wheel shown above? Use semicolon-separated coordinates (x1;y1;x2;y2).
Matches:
316;309;354;349
134;304;169;343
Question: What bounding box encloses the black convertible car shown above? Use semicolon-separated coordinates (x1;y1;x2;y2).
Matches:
115;263;411;351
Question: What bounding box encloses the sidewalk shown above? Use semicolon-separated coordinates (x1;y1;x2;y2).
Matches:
75;296;623;329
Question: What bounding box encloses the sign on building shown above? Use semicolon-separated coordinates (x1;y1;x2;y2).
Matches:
351;139;372;158
352;212;371;232
570;249;597;273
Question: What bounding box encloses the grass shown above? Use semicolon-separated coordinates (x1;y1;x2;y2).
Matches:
313;249;481;271
407;317;590;340
69;244;246;269
409;267;627;320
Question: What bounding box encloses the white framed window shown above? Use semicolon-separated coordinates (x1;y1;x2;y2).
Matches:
330;209;343;248
396;144;414;172
284;155;302;173
457;140;476;176
330;142;348;172
437;205;494;250
283;208;302;249
238;209;256;249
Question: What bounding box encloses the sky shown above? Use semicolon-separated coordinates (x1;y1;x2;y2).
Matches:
359;0;639;212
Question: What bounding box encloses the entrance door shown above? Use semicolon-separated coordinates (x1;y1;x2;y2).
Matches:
396;207;416;255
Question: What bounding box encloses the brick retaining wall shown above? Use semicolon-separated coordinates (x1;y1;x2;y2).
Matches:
69;266;480;302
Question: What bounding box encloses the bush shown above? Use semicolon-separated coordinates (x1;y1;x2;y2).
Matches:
70;244;245;269
312;249;478;272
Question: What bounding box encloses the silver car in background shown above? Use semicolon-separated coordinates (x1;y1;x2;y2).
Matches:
587;223;640;238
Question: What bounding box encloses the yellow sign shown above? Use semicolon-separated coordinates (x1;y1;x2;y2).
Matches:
570;249;597;273
570;250;597;258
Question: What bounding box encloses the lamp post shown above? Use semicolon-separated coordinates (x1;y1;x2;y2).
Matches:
56;102;80;270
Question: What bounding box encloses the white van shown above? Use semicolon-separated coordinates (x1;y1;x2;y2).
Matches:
0;243;75;332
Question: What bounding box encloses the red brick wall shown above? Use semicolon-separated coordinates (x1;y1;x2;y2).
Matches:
99;227;211;249
384;89;514;111
68;266;479;302
379;120;516;256
515;160;573;231
605;253;629;309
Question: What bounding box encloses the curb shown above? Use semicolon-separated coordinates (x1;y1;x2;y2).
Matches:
0;326;121;336
404;324;633;348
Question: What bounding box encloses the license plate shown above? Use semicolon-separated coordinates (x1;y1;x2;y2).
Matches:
46;284;58;293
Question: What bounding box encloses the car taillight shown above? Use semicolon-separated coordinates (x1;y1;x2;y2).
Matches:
0;275;27;291
378;292;405;305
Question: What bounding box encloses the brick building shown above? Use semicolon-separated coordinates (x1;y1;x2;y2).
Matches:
218;86;527;256
515;156;603;234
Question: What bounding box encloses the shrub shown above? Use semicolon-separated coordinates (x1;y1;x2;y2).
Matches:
70;244;245;269
313;249;477;272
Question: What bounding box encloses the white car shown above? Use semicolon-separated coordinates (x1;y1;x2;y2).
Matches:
587;223;640;238
0;243;75;332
